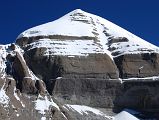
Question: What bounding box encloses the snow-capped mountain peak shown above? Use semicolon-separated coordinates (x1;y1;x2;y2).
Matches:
0;9;159;120
69;8;84;14
17;9;159;57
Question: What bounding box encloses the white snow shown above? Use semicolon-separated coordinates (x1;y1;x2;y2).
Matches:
114;111;139;120
109;38;159;57
61;112;68;120
0;45;8;75
0;44;25;79
14;87;20;101
18;9;159;58
34;95;59;115
64;104;141;120
15;48;39;81
0;88;9;107
64;104;113;119
13;87;25;107
123;76;159;81
29;70;40;80
41;117;46;120
25;39;106;56
0;44;39;82
17;10;95;38
56;77;62;79
123;109;140;115
0;78;10;108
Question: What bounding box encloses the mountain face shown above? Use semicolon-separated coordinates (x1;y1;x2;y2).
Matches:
0;9;159;119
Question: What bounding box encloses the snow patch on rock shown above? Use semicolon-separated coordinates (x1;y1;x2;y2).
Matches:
65;104;113;119
0;88;9;107
114;111;139;120
13;87;25;107
25;39;112;57
34;95;59;115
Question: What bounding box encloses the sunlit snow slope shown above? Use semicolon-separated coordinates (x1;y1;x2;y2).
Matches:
17;9;159;57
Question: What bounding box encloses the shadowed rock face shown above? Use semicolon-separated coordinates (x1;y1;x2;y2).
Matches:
23;48;119;94
11;52;38;94
15;38;159;117
15;35;159;119
114;53;159;78
53;78;159;112
53;78;122;108
12;34;159;119
6;51;46;94
114;80;159;111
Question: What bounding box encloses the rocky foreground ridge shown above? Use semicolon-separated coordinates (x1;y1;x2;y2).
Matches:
0;9;159;120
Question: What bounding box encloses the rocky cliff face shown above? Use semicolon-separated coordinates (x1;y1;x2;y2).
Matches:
114;53;159;78
0;9;159;119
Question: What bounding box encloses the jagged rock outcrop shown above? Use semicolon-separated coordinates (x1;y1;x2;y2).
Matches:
11;52;37;94
0;44;68;120
6;49;46;94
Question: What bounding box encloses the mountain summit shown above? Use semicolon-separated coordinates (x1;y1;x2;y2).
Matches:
0;9;159;119
17;9;159;57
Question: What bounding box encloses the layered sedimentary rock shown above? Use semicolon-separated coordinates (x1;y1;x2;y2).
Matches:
0;9;159;119
23;51;119;94
114;53;159;78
